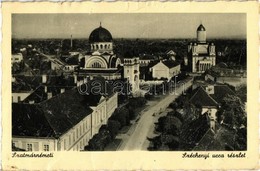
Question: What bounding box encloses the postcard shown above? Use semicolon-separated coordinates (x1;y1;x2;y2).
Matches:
2;1;259;170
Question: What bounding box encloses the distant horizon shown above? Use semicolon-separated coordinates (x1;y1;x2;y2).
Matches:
12;13;246;39
12;37;247;41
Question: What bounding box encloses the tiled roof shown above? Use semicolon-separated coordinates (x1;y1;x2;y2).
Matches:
148;60;179;69
78;77;115;106
179;113;210;150
203;85;235;103
163;60;180;68
12;103;56;137
190;87;218;107
23;85;75;104
12;88;93;138
193;125;237;151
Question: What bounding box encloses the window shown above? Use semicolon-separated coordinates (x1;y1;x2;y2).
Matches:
18;96;21;102
27;144;32;151
69;134;71;145
64;139;66;150
73;132;75;142
76;129;78;139
80;125;82;136
43;145;49;151
92;62;102;68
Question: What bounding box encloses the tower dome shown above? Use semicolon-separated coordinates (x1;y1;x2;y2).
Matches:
197;24;206;31
197;24;206;43
89;25;113;43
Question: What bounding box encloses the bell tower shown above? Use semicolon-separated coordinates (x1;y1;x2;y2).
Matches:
197;24;206;43
123;57;140;93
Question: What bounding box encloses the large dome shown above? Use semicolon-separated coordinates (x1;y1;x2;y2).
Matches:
197;24;206;31
89;26;113;43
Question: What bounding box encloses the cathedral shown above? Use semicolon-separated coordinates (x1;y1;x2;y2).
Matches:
188;24;216;74
77;24;140;92
79;23;122;80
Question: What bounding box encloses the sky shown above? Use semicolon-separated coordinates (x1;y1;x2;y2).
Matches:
12;13;246;39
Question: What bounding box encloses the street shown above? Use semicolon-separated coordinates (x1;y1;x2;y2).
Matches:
117;79;193;150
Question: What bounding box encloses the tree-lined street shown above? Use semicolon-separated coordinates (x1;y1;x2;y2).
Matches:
118;78;193;150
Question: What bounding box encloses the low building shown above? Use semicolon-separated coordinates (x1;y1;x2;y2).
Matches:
12;79;35;103
189;85;235;131
148;60;181;80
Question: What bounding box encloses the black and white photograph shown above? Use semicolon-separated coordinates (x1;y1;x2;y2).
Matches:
11;13;247;152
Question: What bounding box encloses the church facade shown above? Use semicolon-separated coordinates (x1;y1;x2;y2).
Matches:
188;24;216;74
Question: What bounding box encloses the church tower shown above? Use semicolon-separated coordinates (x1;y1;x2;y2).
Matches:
188;23;216;74
197;24;206;43
123;57;140;93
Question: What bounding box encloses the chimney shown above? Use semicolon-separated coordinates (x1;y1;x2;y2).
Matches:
29;100;35;104
73;74;77;84
61;88;65;93
184;56;188;66
205;85;214;95
42;74;47;83
44;85;48;93
47;92;52;99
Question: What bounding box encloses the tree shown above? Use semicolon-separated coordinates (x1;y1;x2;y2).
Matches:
220;94;246;128
86;129;112;151
110;107;130;128
107;119;121;139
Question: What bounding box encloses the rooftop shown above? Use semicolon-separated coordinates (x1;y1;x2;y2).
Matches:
12;88;93;138
190;87;218;107
148;60;180;69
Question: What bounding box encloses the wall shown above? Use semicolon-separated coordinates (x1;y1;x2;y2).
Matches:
201;107;218;121
152;62;169;79
12;137;57;151
12;92;32;103
91;98;107;136
169;65;181;77
58;114;92;151
106;92;118;118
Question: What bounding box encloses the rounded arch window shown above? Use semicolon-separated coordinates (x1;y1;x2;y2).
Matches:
100;44;103;49
96;45;98;49
92;62;102;68
104;44;107;49
134;75;138;81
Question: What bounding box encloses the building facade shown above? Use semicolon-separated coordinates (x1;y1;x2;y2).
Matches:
123;57;140;92
188;24;216;73
149;60;181;80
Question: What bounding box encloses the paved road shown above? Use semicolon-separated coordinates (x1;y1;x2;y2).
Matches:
118;79;193;151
